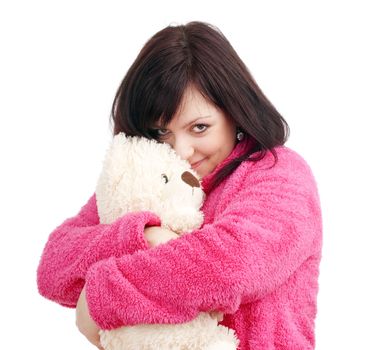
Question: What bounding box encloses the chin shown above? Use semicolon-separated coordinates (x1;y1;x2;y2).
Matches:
198;168;211;179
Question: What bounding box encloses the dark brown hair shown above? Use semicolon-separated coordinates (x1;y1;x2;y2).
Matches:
111;21;289;190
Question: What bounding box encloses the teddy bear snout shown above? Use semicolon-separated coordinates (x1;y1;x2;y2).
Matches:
181;171;200;188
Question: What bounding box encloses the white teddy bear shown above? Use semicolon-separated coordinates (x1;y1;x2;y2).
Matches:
95;133;239;350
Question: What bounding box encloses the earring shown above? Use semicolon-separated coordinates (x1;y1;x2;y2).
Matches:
236;129;244;141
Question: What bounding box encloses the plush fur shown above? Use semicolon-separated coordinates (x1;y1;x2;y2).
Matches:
95;133;239;349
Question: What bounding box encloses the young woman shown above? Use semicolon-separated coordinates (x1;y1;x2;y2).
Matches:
37;21;322;350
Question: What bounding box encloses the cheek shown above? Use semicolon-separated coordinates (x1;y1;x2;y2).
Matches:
197;139;220;156
204;131;235;155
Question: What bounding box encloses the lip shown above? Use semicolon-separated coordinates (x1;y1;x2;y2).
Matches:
190;158;206;169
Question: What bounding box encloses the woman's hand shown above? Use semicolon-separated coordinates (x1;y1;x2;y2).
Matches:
76;285;104;350
144;226;179;247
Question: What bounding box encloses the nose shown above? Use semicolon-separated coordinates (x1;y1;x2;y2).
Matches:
172;138;194;161
181;171;200;188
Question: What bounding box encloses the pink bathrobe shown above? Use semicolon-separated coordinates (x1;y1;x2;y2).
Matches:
37;139;322;349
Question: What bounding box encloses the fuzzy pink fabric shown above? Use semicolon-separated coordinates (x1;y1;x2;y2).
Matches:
37;139;322;349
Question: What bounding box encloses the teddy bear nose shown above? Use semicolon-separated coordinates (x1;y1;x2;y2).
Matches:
181;171;200;188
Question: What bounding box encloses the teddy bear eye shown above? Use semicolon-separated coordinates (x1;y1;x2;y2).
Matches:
161;174;169;184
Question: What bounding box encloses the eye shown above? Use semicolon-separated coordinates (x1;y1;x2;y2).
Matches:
150;128;170;140
192;124;209;133
156;129;170;136
161;174;169;184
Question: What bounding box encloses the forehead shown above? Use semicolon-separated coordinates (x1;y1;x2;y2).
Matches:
160;87;214;127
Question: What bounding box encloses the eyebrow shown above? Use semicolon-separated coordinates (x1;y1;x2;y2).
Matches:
155;116;212;129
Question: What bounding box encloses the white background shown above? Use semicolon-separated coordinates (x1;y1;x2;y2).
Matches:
1;1;378;349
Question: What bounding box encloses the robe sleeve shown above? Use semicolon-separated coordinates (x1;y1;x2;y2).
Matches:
37;194;161;307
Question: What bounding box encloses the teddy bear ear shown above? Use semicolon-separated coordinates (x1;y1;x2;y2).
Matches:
181;171;200;188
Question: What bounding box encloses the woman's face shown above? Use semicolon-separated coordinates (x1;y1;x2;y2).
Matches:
153;86;237;178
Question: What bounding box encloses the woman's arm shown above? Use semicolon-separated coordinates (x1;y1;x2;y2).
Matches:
84;160;323;330
76;285;104;350
37;194;161;307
